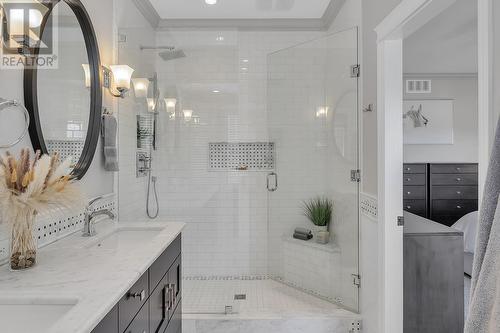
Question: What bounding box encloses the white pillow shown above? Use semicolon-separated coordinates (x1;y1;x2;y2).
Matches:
452;211;478;253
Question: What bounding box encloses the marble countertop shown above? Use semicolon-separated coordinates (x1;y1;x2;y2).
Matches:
0;219;185;333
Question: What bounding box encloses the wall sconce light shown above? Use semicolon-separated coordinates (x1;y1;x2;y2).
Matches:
82;64;90;88
103;65;134;98
183;109;193;122
164;98;177;115
164;98;177;109
132;78;150;98
316;107;329;118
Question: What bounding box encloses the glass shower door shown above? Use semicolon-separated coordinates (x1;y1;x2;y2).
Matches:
267;28;360;311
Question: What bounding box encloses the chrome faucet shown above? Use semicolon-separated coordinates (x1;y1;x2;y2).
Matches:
82;196;115;237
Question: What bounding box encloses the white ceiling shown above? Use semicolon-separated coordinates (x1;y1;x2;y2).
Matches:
404;0;478;74
149;0;332;20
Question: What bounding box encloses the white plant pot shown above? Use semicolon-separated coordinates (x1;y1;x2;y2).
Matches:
316;230;330;244
314;225;328;233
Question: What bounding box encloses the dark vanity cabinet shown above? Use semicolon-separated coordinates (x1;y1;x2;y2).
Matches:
91;234;182;333
403;163;478;226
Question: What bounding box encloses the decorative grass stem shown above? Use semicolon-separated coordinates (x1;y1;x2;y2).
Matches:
10;208;37;270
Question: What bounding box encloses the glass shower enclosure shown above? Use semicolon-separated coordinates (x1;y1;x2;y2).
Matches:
267;28;360;311
117;25;360;316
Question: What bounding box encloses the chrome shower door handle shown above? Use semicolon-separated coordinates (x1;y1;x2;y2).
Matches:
267;172;278;192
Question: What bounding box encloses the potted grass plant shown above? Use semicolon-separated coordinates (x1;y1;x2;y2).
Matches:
303;197;333;244
0;149;82;270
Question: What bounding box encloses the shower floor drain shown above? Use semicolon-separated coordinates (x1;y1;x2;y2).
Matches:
234;294;246;300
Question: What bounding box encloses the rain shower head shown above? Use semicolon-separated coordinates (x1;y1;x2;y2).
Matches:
158;49;186;61
139;45;186;62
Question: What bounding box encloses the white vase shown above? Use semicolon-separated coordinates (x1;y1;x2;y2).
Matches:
316;230;330;244
314;225;328;232
313;225;328;238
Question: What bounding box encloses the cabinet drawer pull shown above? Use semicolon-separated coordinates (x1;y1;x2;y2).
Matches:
170;283;176;307
165;284;174;310
456;191;462;195
456;205;462;209
456;167;461;171
128;289;146;302
406;167;411;171
406;206;412;209
407;191;411;195
406;178;411;182
456;178;462;182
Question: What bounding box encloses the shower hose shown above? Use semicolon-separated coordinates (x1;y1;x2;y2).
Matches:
146;170;159;219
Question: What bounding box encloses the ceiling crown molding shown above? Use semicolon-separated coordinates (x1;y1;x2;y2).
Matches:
321;0;346;29
132;0;161;28
133;0;344;31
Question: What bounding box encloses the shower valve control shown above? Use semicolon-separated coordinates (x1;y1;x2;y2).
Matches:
136;152;151;178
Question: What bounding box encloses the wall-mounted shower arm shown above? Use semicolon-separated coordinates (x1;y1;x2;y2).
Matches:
140;45;175;51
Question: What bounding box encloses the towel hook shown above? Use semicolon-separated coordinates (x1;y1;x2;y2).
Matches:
0;98;30;149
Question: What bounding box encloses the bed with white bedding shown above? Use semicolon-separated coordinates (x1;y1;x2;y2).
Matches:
452;211;478;277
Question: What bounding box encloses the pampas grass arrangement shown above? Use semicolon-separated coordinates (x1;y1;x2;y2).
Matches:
0;148;82;270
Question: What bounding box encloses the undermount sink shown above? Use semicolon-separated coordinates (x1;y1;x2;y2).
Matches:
0;297;77;333
85;226;165;250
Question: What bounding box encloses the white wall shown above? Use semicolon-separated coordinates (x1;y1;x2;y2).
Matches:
361;0;402;196
403;77;478;163
358;1;403;333
115;0;157;221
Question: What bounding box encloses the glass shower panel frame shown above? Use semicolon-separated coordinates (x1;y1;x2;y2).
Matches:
266;28;360;312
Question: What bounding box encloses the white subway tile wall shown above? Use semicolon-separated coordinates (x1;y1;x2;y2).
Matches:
151;30;322;278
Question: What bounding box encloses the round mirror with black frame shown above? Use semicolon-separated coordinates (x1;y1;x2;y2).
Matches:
23;0;102;180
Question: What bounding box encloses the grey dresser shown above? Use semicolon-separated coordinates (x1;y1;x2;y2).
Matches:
403;163;478;226
404;212;464;333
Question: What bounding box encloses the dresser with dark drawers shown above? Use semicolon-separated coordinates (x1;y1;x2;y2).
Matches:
403;163;478;227
403;164;428;218
430;163;478;226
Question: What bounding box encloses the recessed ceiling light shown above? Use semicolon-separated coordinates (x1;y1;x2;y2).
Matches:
241;67;248;71
216;36;224;41
205;0;217;5
212;90;220;93
242;59;249;63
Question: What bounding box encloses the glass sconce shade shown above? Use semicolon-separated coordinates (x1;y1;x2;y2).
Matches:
109;65;134;91
147;98;156;112
164;98;177;109
132;78;150;98
183;109;193;121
